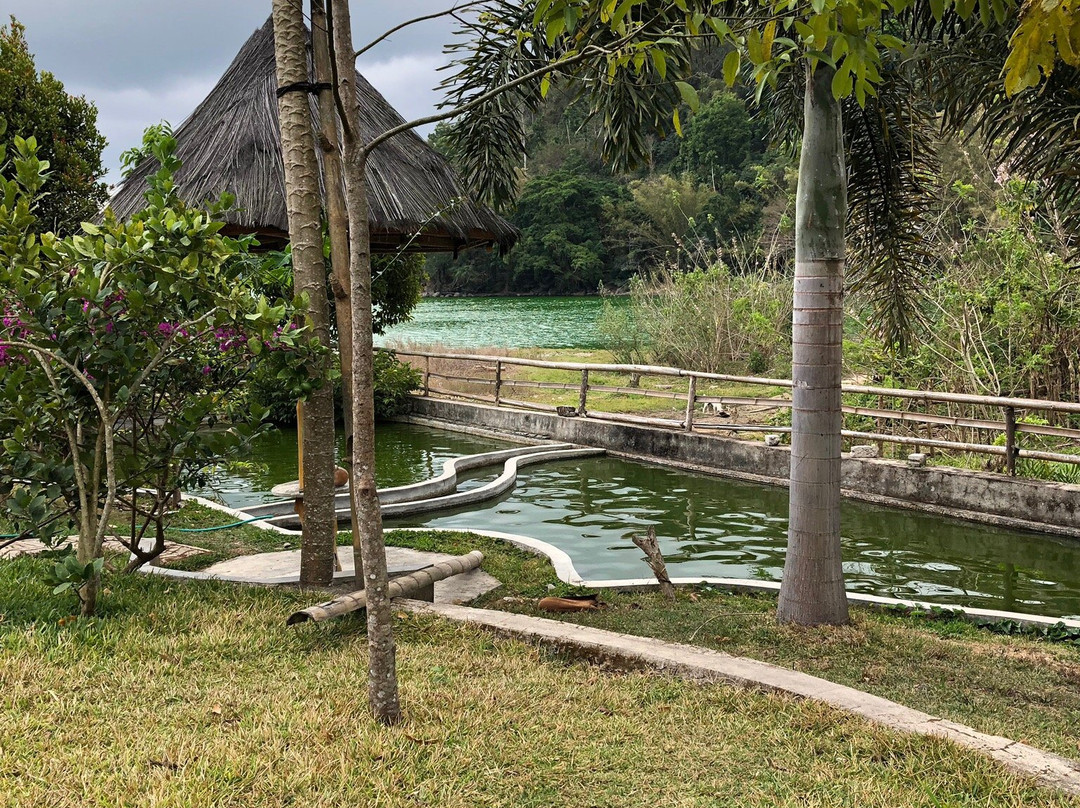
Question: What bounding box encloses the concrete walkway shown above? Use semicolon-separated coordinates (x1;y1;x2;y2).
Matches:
400;599;1080;797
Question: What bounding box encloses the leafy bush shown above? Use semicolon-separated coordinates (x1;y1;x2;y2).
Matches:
0;134;313;613
849;181;1080;402
373;350;422;419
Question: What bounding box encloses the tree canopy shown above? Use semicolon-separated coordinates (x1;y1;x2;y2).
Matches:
0;18;107;234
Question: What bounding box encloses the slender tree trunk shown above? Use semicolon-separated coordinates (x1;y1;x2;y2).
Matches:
311;0;362;575
329;0;401;725
272;0;337;585
78;427;106;616
776;63;850;627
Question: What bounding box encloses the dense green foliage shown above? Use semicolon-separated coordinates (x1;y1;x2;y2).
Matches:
428;86;790;295
848;180;1080;403
509;168;639;292
238;246;425;424
0;19;106;234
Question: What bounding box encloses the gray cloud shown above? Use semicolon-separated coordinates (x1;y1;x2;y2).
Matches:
5;1;463;179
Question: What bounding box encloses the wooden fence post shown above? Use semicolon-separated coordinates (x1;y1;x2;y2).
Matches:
684;376;697;432
578;369;589;416
1004;405;1017;476
423;356;430;396
494;360;502;407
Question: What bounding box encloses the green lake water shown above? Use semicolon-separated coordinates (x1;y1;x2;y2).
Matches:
375;296;614;349
201;423;1080;619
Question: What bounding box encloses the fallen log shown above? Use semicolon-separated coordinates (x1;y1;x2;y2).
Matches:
286;550;484;625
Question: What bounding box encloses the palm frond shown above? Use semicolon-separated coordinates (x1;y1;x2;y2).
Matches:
439;1;700;206
912;6;1080;251
843;64;941;349
763;60;941;349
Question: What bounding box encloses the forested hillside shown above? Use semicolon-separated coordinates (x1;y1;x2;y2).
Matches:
427;63;794;295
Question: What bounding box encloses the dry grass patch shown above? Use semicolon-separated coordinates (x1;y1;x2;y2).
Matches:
1;557;1076;807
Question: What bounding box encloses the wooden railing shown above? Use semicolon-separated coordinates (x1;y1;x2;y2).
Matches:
393;349;1080;473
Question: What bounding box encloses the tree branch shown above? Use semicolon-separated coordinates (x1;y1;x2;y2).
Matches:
353;1;487;60
359;42;606;160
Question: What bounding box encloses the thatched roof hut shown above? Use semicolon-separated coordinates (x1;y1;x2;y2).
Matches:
108;17;516;254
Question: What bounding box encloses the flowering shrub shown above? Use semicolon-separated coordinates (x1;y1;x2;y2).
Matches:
0;134;319;614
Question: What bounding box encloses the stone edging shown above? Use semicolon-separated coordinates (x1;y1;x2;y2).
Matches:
399;599;1080;797
172;497;1080;628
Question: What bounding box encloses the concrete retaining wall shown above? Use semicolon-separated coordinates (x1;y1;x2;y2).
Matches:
405;396;1080;540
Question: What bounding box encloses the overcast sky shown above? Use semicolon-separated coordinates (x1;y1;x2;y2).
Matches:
6;1;463;182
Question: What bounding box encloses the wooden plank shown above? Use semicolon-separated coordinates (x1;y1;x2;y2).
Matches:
427;373;494;386
698;395;792;408
695;424;793;433
841;404;1080;440
591;384;686;399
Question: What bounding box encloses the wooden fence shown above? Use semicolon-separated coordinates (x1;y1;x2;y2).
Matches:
393;349;1080;474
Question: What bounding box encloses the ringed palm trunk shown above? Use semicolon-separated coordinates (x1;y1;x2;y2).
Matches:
272;0;337;585
329;0;401;725
776;63;850;627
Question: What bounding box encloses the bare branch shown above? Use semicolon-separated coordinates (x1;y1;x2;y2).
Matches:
359;43;603;160
353;1;487;60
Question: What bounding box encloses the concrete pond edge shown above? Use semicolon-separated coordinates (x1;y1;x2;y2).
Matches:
398;598;1080;797
162;499;1080;630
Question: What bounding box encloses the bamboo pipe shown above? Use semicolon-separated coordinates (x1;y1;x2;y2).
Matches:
286;551;484;624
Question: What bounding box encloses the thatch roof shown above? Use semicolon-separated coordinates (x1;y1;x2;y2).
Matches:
107;17;516;254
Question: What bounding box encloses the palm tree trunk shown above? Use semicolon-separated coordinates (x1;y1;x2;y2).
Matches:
329;0;401;725
311;0;363;576
776;63;850;626
271;0;337;585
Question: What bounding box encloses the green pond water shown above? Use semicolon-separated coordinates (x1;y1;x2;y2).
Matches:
375;296;614;349
200;423;1080;619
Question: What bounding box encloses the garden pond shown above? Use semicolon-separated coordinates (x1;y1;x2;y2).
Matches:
196;422;1080;620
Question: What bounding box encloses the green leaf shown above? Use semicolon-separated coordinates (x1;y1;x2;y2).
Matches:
832;65;854;98
651;49;667;80
723;50;741;87
674;81;699;112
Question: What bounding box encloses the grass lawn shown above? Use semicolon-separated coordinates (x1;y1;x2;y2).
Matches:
384;530;1080;763
2;555;1078;807
140;505;1080;765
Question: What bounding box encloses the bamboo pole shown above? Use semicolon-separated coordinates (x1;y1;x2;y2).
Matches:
286;551;483;624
